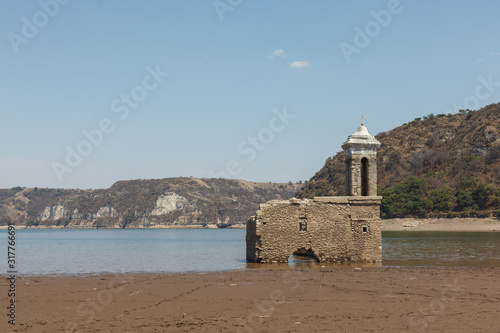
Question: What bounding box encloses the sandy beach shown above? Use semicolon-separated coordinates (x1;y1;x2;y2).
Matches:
2;267;499;332
382;217;500;232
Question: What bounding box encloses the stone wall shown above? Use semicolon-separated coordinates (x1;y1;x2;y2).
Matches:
246;196;382;263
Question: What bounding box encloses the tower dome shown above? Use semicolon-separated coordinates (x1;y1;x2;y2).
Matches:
342;123;381;151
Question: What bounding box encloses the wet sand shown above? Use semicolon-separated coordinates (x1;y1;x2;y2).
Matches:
2;267;499;332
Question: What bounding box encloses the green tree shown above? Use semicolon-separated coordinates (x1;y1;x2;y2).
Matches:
456;190;474;211
472;183;498;210
381;176;432;218
457;176;479;190
429;187;455;212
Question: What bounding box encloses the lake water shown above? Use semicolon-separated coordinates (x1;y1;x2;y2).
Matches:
1;229;500;276
383;231;500;267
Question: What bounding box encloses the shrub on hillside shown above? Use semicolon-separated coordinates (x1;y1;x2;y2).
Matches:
429;187;455;212
381;176;432;218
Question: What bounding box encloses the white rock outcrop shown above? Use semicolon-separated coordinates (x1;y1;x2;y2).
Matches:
39;203;66;221
71;209;82;220
151;192;190;216
96;206;118;218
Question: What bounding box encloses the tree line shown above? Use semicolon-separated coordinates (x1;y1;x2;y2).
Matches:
381;175;500;218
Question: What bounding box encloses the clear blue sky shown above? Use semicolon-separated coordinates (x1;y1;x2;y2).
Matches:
1;0;499;189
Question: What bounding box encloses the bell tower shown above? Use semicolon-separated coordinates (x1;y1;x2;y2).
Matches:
341;118;381;197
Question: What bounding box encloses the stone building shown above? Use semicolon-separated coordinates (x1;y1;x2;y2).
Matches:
246;121;382;263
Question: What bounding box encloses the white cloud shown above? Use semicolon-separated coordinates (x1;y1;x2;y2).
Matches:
289;61;310;68
267;49;287;59
478;57;484;62
489;52;500;56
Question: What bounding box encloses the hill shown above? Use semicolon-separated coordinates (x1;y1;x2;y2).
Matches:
296;103;500;218
0;178;300;227
2;104;499;225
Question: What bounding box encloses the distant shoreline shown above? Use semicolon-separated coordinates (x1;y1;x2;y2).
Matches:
1;218;499;231
0;224;247;230
382;217;500;232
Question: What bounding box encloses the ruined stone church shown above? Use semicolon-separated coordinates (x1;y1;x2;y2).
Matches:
246;121;382;263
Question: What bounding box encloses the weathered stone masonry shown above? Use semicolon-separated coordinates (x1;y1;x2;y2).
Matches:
247;122;382;263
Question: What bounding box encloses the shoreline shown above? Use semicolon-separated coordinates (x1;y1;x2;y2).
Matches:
2;267;498;332
382;217;500;232
2;218;499;231
0;224;247;230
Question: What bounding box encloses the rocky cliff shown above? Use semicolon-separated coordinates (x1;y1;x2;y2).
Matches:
0;178;300;228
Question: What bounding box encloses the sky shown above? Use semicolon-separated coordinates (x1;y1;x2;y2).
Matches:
1;0;500;189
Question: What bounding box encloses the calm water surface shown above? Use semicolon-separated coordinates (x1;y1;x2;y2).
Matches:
383;231;500;267
1;229;499;276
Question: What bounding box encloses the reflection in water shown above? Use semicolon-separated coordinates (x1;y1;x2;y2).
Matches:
246;254;382;270
382;231;500;267
289;254;319;265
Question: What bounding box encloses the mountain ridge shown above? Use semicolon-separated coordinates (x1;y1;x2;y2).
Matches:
0;178;300;227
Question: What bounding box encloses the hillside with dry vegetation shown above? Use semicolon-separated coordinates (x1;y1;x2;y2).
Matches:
0;178;300;227
297;103;500;218
2;104;498;226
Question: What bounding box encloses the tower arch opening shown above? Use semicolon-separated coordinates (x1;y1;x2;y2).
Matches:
361;157;369;196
